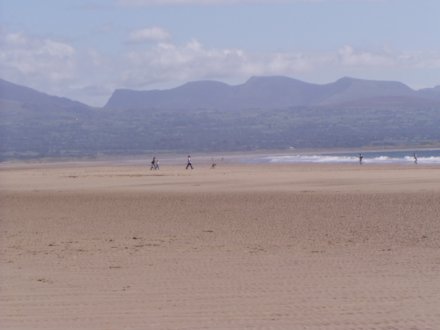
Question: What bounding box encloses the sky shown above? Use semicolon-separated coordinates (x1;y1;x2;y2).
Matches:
1;0;439;106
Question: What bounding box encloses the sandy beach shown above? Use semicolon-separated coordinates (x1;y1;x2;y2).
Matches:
1;162;440;329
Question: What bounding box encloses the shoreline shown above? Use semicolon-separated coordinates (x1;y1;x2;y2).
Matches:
1;146;440;168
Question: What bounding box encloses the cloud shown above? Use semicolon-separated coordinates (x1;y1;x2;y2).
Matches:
336;45;440;70
0;31;112;105
128;27;171;43
119;39;337;89
397;51;440;70
0;32;76;81
110;40;440;95
121;39;249;85
125;41;307;80
338;45;395;67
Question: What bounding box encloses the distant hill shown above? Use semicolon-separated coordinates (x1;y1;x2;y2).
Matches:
0;79;95;159
1;77;440;160
418;85;440;102
0;79;91;113
104;76;440;110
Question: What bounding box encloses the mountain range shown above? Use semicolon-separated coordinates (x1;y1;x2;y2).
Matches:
1;76;440;160
105;76;440;110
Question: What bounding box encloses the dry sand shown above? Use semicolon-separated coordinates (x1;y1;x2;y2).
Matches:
1;162;440;329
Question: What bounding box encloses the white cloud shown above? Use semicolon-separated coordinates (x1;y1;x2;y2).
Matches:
336;45;440;70
119;40;336;87
338;45;395;67
108;41;440;98
0;32;76;81
41;39;75;57
121;39;252;86
128;27;170;43
0;31;111;105
397;51;440;70
5;32;28;45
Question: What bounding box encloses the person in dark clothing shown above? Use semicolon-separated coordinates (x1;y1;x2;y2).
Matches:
150;156;160;170
186;155;193;170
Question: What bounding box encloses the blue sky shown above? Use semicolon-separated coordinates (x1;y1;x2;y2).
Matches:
1;0;439;106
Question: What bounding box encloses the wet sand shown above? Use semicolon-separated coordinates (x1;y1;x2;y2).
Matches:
1;163;440;329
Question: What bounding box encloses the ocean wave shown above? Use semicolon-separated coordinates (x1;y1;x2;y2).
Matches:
261;154;440;164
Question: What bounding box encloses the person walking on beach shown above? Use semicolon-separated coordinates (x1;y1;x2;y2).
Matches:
150;156;157;170
413;153;418;165
186;155;194;170
359;153;363;165
155;158;160;170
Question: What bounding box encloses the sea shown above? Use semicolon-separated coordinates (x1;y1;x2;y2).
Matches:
247;149;440;165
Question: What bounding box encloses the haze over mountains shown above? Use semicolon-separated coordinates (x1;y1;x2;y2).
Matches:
1;76;440;160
